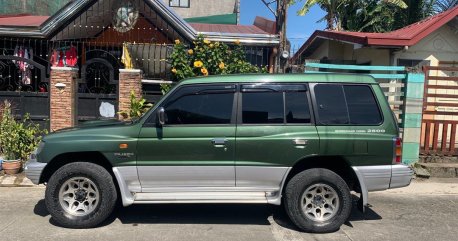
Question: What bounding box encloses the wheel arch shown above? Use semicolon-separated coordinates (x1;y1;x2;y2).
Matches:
40;152;115;185
282;155;362;195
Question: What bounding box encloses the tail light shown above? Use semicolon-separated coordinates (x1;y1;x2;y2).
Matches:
393;137;402;164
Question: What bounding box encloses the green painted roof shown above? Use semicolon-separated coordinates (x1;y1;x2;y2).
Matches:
179;73;378;85
185;13;237;25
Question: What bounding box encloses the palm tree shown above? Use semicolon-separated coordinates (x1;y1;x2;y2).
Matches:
291;0;408;30
434;0;458;13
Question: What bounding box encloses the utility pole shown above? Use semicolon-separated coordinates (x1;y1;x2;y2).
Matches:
262;0;288;73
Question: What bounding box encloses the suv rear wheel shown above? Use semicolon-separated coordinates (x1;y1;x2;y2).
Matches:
45;162;117;228
284;168;352;233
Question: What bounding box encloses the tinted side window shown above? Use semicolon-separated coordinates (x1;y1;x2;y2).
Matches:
242;92;283;124
344;85;382;125
285;92;311;123
314;84;349;125
164;86;234;125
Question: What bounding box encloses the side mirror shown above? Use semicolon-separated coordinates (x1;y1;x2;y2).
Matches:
158;107;165;126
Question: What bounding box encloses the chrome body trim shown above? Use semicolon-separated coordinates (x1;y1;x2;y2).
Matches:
138;166;235;188
353;164;413;209
390;164;414;189
24;158;47;185
267;167;292;205
236;166;289;189
353;165;392;192
113;167;141;207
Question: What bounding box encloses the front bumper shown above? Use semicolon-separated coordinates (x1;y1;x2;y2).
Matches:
390;164;414;189
24;158;47;185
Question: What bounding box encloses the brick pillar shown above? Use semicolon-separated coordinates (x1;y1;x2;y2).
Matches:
119;69;143;119
50;67;78;131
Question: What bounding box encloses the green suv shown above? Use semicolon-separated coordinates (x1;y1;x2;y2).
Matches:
25;74;413;232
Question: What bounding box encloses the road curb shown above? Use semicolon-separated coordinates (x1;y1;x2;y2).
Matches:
0;174;36;187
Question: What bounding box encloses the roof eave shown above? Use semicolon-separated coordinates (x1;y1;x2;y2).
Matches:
199;31;279;45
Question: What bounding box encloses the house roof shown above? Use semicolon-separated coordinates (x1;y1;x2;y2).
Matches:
292;5;458;61
0;14;49;27
0;0;279;46
190;23;269;35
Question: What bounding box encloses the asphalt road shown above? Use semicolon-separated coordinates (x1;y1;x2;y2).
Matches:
1;186;457;241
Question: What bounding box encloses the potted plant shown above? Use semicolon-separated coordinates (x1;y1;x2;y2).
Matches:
0;100;46;174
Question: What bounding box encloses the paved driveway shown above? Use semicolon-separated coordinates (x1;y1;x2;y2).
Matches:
1;182;457;241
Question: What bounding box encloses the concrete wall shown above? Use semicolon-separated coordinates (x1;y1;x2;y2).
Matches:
163;0;238;19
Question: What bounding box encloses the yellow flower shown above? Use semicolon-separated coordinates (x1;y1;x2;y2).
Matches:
174;39;181;45
209;44;214;48
188;49;194;55
194;60;203;68
171;68;177;74
219;62;225;69
234;39;240;45
201;67;209;76
203;39;211;44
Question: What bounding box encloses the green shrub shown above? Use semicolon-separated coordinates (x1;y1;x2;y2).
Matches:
118;90;153;119
169;35;267;81
0;100;47;161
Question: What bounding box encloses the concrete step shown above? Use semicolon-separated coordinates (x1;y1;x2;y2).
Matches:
420;155;458;164
420;163;458;178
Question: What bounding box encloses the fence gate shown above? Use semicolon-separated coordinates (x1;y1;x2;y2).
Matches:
421;65;458;155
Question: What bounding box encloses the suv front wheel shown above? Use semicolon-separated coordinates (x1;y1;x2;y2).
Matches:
284;168;352;233
45;162;117;228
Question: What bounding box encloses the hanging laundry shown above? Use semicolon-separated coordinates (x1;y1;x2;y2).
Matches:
50;50;59;67
22;69;31;85
65;45;78;67
121;43;133;69
13;46;18;64
57;50;65;67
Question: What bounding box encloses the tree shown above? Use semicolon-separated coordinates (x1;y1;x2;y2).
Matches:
291;0;408;31
434;0;458;13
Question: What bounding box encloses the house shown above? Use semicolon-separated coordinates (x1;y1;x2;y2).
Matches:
163;0;240;24
0;0;279;130
292;5;458;69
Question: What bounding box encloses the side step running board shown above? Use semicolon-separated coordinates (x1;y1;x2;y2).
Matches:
133;192;269;204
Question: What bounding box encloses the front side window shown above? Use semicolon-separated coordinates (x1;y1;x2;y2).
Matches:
314;84;382;125
170;0;190;7
163;85;235;125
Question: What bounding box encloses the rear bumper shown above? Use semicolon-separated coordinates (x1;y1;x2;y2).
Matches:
24;159;47;185
390;164;414;189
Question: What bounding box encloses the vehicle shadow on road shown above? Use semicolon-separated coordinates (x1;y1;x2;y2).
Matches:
33;195;382;230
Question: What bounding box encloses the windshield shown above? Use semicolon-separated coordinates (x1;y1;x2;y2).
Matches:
0;0;73;16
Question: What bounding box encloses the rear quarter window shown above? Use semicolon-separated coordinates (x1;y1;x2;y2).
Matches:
314;84;382;125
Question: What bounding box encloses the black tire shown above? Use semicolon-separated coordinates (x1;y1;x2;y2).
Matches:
284;168;352;233
45;162;117;228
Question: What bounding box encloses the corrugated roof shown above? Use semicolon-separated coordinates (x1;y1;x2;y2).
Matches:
0;14;49;27
189;23;269;35
293;5;458;61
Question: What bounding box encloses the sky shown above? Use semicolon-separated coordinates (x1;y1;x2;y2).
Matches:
240;0;326;50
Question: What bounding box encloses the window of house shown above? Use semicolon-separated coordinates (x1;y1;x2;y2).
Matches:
241;84;311;124
163;85;235;125
169;0;190;8
314;84;382;125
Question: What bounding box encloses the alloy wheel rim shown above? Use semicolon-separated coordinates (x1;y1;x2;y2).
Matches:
58;177;100;216
301;183;340;222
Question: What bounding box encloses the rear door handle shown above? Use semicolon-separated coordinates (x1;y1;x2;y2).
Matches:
212;138;227;147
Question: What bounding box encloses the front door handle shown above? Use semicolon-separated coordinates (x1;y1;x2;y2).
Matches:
293;139;308;146
212;138;227;147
